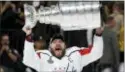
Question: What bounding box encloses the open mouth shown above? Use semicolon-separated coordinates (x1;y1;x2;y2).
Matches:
54;47;63;57
55;48;62;51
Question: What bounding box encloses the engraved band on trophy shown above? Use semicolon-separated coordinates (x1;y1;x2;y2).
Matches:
24;1;101;30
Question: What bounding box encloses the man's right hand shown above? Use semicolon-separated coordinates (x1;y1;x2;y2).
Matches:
22;26;32;36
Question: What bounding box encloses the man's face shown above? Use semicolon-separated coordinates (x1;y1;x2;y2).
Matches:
50;39;66;59
1;35;9;45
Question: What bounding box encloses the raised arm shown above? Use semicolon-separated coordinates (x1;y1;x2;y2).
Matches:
79;28;103;68
22;26;41;71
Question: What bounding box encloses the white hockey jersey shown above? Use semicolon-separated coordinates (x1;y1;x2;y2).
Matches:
23;35;103;72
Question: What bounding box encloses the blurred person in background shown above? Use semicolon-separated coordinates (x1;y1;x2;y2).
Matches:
110;2;124;35
33;35;46;51
1;1;24;29
110;2;124;72
0;34;37;72
13;1;25;27
118;23;124;72
0;2;16;15
118;18;124;58
97;16;120;72
0;34;20;72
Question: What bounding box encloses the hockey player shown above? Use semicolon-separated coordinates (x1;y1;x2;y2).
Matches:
22;26;103;72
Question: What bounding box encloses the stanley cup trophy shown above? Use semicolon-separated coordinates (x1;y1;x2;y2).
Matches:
24;1;101;31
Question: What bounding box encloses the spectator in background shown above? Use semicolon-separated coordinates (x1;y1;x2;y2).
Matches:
110;2;124;35
1;1;23;29
0;2;15;15
118;24;124;60
97;16;120;72
0;34;20;72
33;35;46;51
110;3;124;71
118;23;124;72
0;34;37;72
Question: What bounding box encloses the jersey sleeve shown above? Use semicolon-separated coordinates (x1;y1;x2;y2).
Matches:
79;35;103;68
22;35;41;71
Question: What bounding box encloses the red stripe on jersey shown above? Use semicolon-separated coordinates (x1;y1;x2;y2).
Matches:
37;52;41;58
79;45;93;55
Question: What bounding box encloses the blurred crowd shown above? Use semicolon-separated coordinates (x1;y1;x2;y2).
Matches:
0;1;124;72
100;2;124;72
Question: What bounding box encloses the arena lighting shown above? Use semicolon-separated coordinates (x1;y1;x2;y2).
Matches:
24;1;101;30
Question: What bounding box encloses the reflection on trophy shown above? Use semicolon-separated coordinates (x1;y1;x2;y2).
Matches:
24;1;101;31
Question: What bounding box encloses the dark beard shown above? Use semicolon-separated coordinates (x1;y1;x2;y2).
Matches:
50;49;65;59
